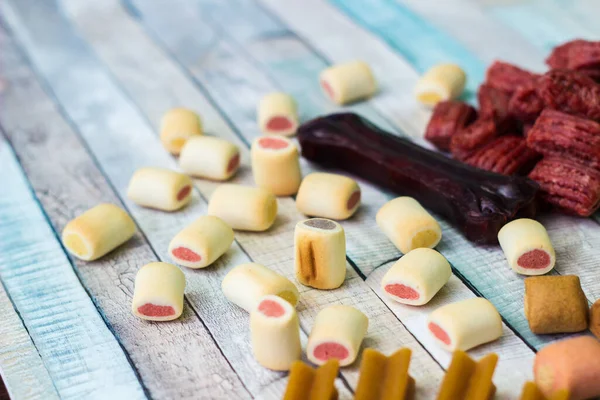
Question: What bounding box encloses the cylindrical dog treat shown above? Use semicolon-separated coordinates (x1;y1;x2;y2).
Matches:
534;336;600;400
132;262;186;321
296;172;361;220
498;218;556;275
294;218;346;290
250;295;301;371
320;61;377;105
524;275;588;334
127;167;193;211
179;136;240;181
376;197;442;254
381;248;451;306
258;92;299;137
591;299;600;340
251;136;302;196
160;108;203;155
168;216;234;269
307;305;369;366
62;203;136;261
414;63;466;107
427;298;502;352
208;184;277;231
221;263;299;312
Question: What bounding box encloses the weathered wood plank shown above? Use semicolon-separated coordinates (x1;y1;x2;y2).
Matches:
0;6;252;399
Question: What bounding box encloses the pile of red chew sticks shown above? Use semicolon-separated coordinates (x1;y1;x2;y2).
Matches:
425;39;600;217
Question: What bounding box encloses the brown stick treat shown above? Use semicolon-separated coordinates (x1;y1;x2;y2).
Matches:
591;299;600;339
283;360;339;400
524;275;588;334
519;382;570;400
355;348;415;400
436;351;497;400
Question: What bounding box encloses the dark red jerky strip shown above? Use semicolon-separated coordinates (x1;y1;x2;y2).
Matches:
508;82;545;125
450;117;498;160
546;40;600;70
526;109;600;170
464;136;540;176
538;69;600;121
485;60;540;95
424;100;477;151
529;157;600;217
580;68;600;83
477;84;516;134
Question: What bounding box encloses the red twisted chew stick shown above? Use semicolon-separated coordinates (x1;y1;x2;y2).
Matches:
297;113;539;244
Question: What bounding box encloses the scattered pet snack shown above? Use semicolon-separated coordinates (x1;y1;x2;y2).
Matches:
132;262;186;321
179;136;240;181
208;184;277;231
251;136;302;196
127;167;193;211
538;69;600;122
160;108;203;155
591;299;600;340
354;348;415;400
414;63;466;106
484;61;540;96
462;135;539;176
546;39;600;70
320;60;376;105
519;381;570;400
257;92;299;136
498;218;556;275
282;360;339;400
424;100;477;151
436;350;498;400
296;172;361;220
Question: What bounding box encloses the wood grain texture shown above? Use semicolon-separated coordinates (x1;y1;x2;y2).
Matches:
0;4;252;399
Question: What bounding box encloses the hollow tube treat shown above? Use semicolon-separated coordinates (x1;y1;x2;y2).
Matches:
168;216;234;269
297;113;539;245
258;92;299;136
179;136;240;181
283;360;339;400
524;275;588;334
498;218;556;276
355;348;415;400
591;299;600;340
534;336;600;400
320;60;377;105
127;167;193;211
307;305;368;367
62;203;136;261
296;172;361;220
381;248;451;306
250;295;301;371
436;351;498;400
251;136;302;196
160;108;203;155
294;218;346;290
131;262;186;321
428;298;502;352
519;382;570;400
376;197;442;254
207;184;277;231
221;263;299;312
415;63;466;106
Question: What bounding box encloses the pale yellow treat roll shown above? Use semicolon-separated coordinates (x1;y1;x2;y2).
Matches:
320;61;377;105
179;136;240;181
414;63;466;107
251;136;302;196
160;108;203;155
258;92;299;136
127;167;193;211
296;172;361;220
208;184;277;231
132;262;186;322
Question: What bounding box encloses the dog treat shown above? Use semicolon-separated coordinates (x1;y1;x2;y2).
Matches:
160;108;203;155
591;299;600;339
436;351;498;400
527;109;600;170
298;113;539;245
428;298;502;351
538;69;600;121
283;360;339;400
376;197;442;254
294;218;346;290
529;157;600;216
168;216;234;269
534;336;600;400
519;382;570;400
381;248;451;306
296;172;361;220
424;100;477;151
524;275;588;334
250;295;301;371
208;184;277;231
251;136;302;196
485;61;540;95
179;136;240;181
221;263;299;312
581;68;600;83
463;136;539;175
320;60;376;105
477;84;516;134
62;203;136;261
450;118;498;160
546;40;600;70
132;262;186;321
498;218;555;275
257;92;299;136
355;348;415;400
415;63;466;106
509;83;545;124
127;167;193;211
307;305;368;367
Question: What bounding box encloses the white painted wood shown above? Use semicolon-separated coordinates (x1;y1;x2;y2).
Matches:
0;8;252;399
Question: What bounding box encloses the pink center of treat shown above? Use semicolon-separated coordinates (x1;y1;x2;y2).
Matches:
321;79;335;100
517;249;551;269
385;284;420;300
428;322;451;345
138;303;175;317
266;116;293;132
172;247;202;262
177;186;191;201
258;137;289;150
313;342;349;361
227;153;240;173
347;190;361;210
258;299;285;317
